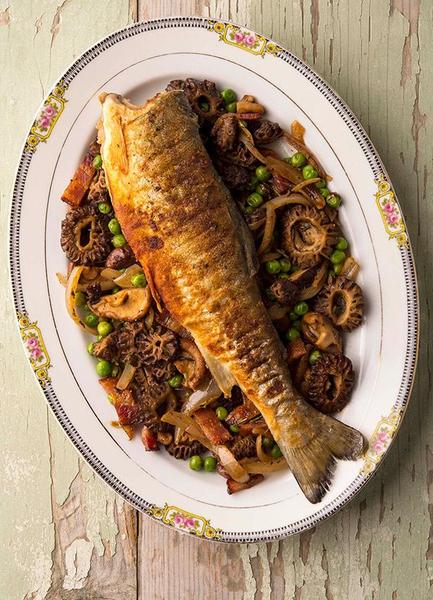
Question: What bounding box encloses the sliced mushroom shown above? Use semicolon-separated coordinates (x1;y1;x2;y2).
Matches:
302;312;342;353
166;78;224;124
91;287;152;321
174;338;207;390
314;276;364;331
281;205;337;268
307;353;355;414
61;205;111;265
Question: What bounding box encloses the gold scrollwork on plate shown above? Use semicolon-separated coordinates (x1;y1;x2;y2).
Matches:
375;174;408;247
360;408;402;476
210;21;281;57
148;503;221;540
17;311;51;388
25;80;68;152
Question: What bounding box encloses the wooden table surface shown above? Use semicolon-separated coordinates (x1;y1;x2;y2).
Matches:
1;1;431;598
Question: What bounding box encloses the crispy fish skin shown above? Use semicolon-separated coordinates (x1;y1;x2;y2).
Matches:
100;90;365;503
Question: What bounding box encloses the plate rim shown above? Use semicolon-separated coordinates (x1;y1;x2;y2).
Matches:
8;16;419;543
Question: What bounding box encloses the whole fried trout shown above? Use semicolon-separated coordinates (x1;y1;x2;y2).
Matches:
99;90;364;503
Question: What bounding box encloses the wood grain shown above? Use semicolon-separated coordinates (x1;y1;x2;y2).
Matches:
1;1;431;598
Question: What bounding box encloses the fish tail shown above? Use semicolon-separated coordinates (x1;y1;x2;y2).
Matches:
282;404;366;504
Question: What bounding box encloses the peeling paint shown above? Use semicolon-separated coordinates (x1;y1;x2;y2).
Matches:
240;544;259;600
63;538;93;590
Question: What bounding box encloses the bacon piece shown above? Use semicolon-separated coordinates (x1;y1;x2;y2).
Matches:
227;474;264;494
61;153;96;206
225;399;260;425
286;338;307;363
194;408;232;445
236;112;262;121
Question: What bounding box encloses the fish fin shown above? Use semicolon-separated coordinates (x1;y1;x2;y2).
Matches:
282;406;365;504
193;341;237;397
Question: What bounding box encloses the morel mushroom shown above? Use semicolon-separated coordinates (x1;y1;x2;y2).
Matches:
314;276;364;331
174;338;207;390
61;206;111;265
210;113;239;153
281;205;337;268
301;312;342;353
167;437;206;460
166;78;224;124
91;287;152;321
267;278;300;306
307;353;355;414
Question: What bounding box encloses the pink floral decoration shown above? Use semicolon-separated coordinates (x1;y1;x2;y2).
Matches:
234;31;244;43
388;213;399;224
27;337;38;349
384;203;394;213
244;34;256;46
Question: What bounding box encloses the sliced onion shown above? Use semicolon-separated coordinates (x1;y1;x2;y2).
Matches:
291;120;305;141
100;267;123;280
262;154;304;185
291;177;322;192
161;411;212;450
259;251;281;263
215;446;249;483
240;457;288;473
144;306;154;329
65;266;97;334
340;256;360;281
284;131;327;178
258;194;311;255
57;272;68;287
113;264;142;288
116;363;136;391
298;263;328;300
256;435;272;463
181;378;222;415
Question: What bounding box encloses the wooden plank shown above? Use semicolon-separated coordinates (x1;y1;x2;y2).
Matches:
0;2;135;599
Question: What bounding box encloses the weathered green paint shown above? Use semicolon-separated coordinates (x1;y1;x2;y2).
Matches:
1;1;431;598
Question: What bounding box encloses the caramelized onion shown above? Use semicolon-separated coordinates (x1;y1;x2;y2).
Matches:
258;194;311;255
240;457;288;473
116;363;136;391
65;266;97;334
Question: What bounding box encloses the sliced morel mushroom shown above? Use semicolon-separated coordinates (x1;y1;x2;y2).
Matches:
301;312;342;353
135;325;178;364
166;78;224;124
281;205;337;268
61;206;111;265
307;353;355;414
249;119;283;145
314;276;364;331
267;278;300;306
167;438;206;460
210;113;239;153
230;435;257;460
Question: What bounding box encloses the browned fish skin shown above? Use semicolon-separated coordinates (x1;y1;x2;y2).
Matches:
100;91;364;503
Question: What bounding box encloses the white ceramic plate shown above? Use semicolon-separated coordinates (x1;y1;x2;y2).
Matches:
9;17;418;543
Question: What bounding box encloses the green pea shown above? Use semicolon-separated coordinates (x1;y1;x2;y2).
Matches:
96;359;112;377
85;313;99;328
168;373;183;388
111;365;119;378
245;205;255;215
75;291;86;308
97;335;103;342
330;250;346;264
333;263;343;275
286;327;300;342
279;258;291;273
309;350;322;365
200;101;210;112
111;286;120;294
278;273;290;280
336;237;348;251
215;406;228;420
262;436;274;449
302;164;318;180
98;202;111;214
112;234;126;248
221;88;237;104
230;424;240;434
226;101;237;113
97;321;113;337
265;260;281;275
189;455;203;471
247;192;263;208
250;174;259;188
203;456;217;472
92;154;103;169
321;187;330;198
131;272;147;288
87;342;95;355
292;319;302;330
271;444;283;459
108;218;121;235
294;301;308;316
315;179;327;189
255;183;267;195
255;165;271;182
326;193;342;209
290;152;306;168
289;311;298;321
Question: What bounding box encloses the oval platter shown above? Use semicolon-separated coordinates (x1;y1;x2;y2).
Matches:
9;17;419;543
